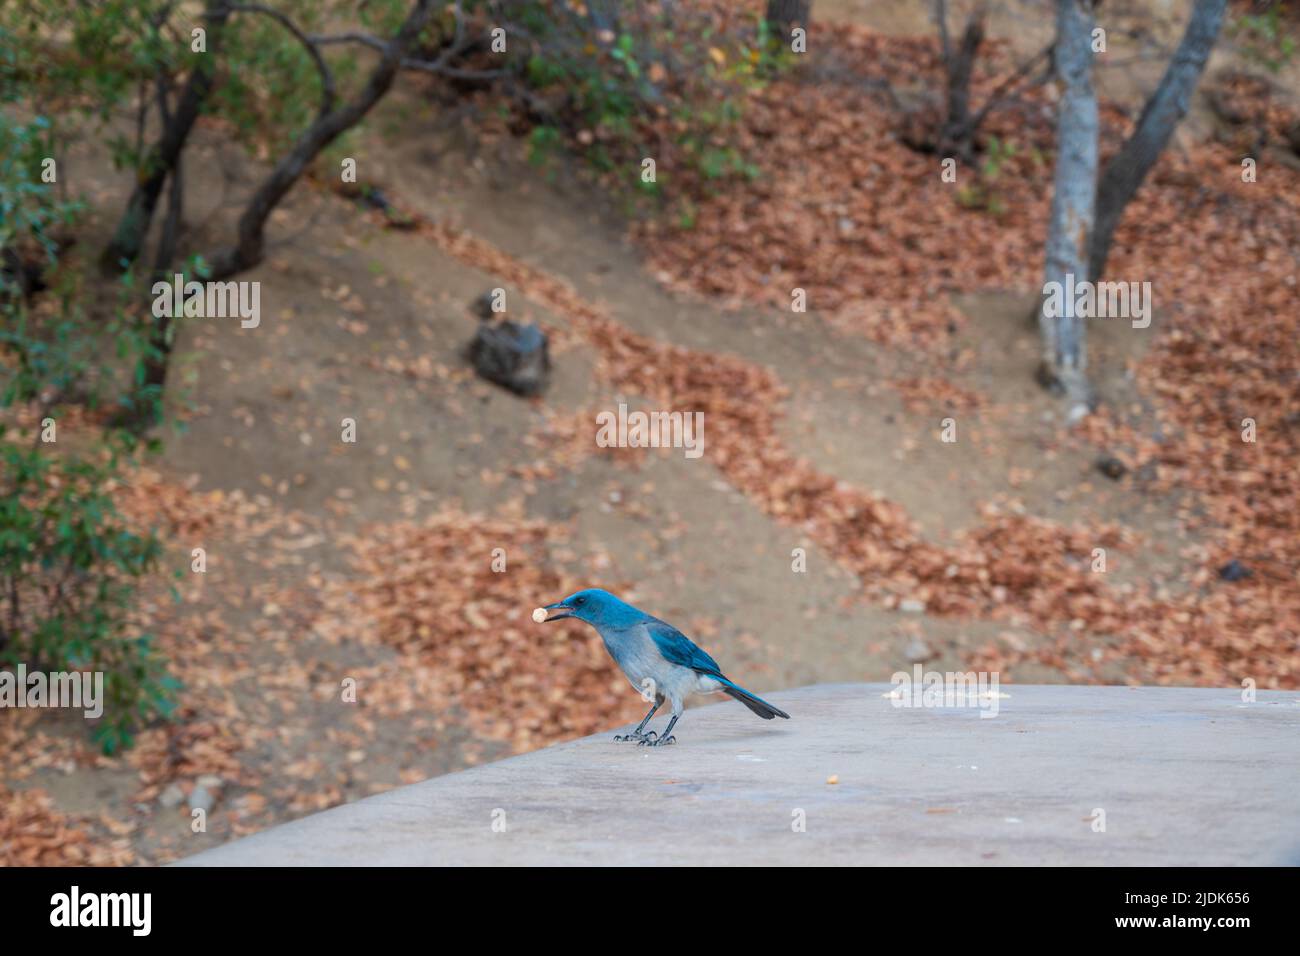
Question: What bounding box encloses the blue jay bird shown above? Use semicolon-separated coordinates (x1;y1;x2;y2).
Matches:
536;588;790;746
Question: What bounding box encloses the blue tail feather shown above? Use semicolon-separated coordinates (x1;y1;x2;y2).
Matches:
715;676;790;720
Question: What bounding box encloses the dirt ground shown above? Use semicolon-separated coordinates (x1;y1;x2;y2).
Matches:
3;1;1295;864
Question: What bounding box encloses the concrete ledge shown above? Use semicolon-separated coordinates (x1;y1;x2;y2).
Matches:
179;684;1300;865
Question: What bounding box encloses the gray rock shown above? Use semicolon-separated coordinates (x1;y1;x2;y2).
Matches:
467;318;551;397
188;784;216;815
1218;559;1251;582
904;637;933;663
1095;456;1127;480
158;783;185;810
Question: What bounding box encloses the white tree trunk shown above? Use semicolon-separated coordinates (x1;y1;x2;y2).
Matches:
1039;0;1098;419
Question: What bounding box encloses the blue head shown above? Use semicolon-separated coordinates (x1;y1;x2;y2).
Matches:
539;588;647;630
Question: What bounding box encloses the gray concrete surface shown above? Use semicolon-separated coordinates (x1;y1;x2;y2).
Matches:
180;683;1300;865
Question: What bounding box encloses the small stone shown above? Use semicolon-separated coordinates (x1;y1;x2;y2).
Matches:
1096;456;1127;480
1218;559;1251;582
195;774;223;790
826;774;839;785
532;607;548;623
158;783;184;809
899;598;926;614
904;637;933;663
188;784;215;814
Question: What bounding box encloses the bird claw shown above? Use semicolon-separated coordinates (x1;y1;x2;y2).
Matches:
614;730;656;743
638;734;675;747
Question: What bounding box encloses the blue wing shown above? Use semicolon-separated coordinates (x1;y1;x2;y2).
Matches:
645;619;723;677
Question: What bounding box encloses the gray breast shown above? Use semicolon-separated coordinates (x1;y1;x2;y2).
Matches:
600;623;698;705
601;623;663;687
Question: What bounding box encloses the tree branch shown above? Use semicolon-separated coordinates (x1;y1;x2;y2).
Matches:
1089;0;1228;280
207;0;438;280
101;1;234;271
227;2;336;117
959;40;1054;141
309;2;503;80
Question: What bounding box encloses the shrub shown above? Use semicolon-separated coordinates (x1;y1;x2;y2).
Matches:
1;110;177;754
508;1;787;216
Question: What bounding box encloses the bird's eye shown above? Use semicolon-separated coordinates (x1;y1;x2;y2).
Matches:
576;597;586;605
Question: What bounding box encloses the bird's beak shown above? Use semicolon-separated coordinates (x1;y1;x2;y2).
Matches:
540;602;573;622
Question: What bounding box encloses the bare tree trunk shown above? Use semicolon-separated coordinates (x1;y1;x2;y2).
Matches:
207;0;436;280
1038;0;1098;418
1089;0;1227;280
766;0;812;38
101;2;233;272
935;1;987;161
140;71;188;404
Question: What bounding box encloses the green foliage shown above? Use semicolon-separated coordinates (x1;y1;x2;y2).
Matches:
2;3;188;173
528;123;564;166
514;3;786;211
956;136;1025;216
0;0;417;181
0;428;175;755
212;0;452;167
0;284;178;752
1232;7;1296;74
1;110;176;753
214;1;332;158
0;114;81;286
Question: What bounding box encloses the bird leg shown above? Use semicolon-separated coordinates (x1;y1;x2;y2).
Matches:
640;713;679;747
614;695;663;742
